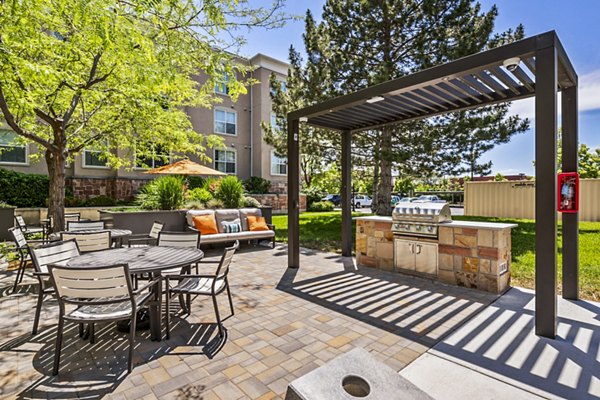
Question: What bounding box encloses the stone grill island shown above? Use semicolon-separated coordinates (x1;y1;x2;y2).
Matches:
355;210;517;294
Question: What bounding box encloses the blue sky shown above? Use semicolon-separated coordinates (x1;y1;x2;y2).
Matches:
238;0;600;176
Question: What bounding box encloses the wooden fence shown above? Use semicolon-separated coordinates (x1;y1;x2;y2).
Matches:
464;179;600;222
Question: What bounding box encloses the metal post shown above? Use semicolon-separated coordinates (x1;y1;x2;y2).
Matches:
535;44;558;338
287;118;300;268
562;85;579;300
341;130;352;256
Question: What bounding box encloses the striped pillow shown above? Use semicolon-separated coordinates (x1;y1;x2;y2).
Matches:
221;219;242;233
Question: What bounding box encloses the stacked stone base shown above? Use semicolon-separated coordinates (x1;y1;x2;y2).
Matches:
66;177;150;200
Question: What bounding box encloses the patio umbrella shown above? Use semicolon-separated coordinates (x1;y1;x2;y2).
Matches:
143;159;226;176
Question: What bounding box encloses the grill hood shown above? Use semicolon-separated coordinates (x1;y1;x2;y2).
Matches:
392;203;452;224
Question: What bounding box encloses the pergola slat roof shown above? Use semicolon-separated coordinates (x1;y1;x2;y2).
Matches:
289;31;576;132
286;30;580;340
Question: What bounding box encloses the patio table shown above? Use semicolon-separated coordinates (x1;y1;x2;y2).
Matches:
66;246;204;341
49;229;132;247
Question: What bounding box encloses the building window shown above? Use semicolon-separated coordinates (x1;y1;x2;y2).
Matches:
214;149;236;174
271;150;287;176
135;145;170;169
214;109;237;135
214;71;230;95
0;130;27;165
83;141;109;168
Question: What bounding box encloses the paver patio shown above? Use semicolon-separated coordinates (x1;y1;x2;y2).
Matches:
0;244;497;399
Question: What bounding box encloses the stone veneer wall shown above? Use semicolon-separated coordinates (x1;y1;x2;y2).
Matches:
66;177;150;200
269;181;287;194
438;226;511;293
248;194;307;213
355;219;394;271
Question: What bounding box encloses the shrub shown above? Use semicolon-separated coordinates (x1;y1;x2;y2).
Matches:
303;186;325;208
243;176;271;194
137;176;185;210
187;176;206;190
243;196;262;208
204;177;221;195
215;176;244;208
187;187;213;204
0;201;14;208
83;195;117;207
309;200;334;212
0;168;48;207
206;198;225;209
185;200;205;210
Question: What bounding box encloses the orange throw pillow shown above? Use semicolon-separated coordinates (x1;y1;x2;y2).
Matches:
247;216;269;231
193;215;218;235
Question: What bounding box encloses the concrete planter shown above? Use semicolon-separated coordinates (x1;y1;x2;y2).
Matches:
0;207;15;241
102;210;187;234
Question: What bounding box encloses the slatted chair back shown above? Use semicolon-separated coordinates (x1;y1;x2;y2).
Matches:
157;231;200;248
61;231;111;253
14;215;27;230
64;213;80;223
9;226;27;249
67;220;105;232
149;221;164;239
49;264;132;301
29;239;80;274
215;241;239;282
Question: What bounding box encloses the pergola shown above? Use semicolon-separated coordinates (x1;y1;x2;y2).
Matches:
286;31;578;339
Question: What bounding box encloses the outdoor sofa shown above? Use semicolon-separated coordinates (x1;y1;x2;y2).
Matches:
185;208;275;248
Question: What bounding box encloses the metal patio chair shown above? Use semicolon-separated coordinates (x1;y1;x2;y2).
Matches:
158;231;201;274
47;263;160;375
8;227;44;293
165;241;238;339
29;239;80;334
14;215;45;239
127;221;164;247
61;231;112;253
66;220;106;232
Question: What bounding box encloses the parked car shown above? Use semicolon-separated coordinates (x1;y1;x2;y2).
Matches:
398;197;416;203
412;195;446;203
391;195;401;206
321;194;341;206
352;194;372;208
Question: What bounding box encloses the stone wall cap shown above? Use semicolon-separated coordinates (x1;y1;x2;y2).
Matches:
443;220;517;230
354;216;393;222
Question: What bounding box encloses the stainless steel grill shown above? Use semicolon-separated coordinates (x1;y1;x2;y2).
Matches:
391;202;452;239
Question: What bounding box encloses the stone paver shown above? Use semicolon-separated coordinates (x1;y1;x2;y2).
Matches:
0;244;496;399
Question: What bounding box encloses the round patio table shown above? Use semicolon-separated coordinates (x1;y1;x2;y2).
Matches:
50;229;132;247
66;246;204;341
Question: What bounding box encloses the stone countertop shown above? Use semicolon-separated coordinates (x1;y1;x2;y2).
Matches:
354;215;517;230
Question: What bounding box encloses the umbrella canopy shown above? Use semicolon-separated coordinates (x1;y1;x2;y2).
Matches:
143;159;226;176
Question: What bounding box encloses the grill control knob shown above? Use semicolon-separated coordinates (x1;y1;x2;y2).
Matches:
427;226;434;232
415;225;422;231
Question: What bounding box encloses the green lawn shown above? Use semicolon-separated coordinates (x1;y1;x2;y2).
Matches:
272;211;600;301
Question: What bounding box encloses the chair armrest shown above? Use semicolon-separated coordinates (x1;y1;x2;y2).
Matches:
133;276;161;294
187;226;199;232
267;224;275;231
128;234;151;239
166;274;216;281
127;237;157;247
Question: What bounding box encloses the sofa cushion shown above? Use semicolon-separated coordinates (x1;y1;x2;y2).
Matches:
221;218;242;233
239;208;262;231
215;209;242;233
186;209;215;227
193;215;219;235
247;216;270;231
200;230;275;244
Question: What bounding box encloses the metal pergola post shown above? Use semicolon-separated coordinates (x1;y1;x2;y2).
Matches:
288;118;300;269
341;130;353;257
534;43;558;338
562;85;579;300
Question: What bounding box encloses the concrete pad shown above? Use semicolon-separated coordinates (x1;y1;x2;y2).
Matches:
401;353;543;400
402;287;600;400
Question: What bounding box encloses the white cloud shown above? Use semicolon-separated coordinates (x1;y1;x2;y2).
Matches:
507;68;600;121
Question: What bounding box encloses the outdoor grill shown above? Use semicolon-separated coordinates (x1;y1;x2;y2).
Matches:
391;202;452;239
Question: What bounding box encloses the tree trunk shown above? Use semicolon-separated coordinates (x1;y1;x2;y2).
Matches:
375;126;393;216
372;133;380;206
46;149;66;233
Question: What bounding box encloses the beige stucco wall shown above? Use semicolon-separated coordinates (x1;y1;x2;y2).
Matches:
464;179;600;222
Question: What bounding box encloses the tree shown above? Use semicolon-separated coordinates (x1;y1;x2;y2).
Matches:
291;0;527;216
0;0;288;231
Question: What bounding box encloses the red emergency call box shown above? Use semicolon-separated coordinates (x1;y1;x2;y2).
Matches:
557;172;579;213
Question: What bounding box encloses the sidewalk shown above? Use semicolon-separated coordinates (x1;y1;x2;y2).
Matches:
400;287;600;400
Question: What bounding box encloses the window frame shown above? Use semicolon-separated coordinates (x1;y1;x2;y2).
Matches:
270;149;287;176
134;145;172;170
0;130;29;166
214;108;237;136
82;140;111;169
213;148;237;175
214;71;230;96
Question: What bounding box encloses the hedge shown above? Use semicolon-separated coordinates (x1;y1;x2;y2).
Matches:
0;168;48;207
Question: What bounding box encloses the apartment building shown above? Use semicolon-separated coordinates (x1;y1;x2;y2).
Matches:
0;53;290;199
